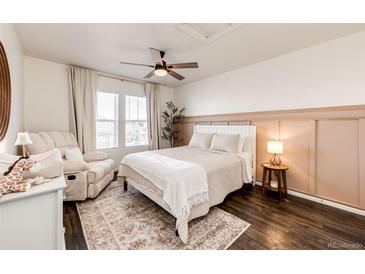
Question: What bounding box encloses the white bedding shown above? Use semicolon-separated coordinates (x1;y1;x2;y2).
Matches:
119;146;253;244
121;151;209;244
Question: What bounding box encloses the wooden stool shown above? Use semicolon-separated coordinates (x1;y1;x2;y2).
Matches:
261;163;289;201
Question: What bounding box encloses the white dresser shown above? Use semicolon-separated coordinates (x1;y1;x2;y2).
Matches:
0;176;66;250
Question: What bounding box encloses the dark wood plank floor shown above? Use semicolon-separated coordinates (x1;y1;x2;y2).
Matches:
63;176;365;250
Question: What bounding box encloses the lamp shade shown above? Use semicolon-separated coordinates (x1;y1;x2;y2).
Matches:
267;141;283;154
14;132;32;146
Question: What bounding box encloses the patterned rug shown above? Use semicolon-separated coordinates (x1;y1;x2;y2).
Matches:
76;181;250;250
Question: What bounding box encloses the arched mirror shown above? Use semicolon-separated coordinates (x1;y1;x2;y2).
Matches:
0;41;11;140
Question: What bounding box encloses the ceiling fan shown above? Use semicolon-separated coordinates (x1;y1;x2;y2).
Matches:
120;47;199;81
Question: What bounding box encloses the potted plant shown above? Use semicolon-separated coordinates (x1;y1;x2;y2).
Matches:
161;101;185;148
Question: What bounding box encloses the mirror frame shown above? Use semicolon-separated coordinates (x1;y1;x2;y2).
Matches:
0;41;11;140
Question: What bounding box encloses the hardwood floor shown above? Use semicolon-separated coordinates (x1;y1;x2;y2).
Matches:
220;187;365;250
63;176;365;250
63;201;88;250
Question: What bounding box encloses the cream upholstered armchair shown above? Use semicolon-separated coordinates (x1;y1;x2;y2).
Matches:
25;132;114;201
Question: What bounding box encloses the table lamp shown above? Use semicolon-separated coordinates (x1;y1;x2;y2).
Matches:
267;140;283;166
14;132;32;157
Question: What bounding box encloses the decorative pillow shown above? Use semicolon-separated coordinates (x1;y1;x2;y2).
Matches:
65;148;84;161
28;149;64;179
209;134;241;153
238;136;246;152
83;151;108;162
188;133;214;150
0;149;63;179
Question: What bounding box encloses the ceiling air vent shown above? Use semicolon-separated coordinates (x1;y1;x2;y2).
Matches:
176;23;246;44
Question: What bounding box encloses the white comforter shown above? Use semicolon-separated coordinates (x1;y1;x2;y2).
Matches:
121;151;209;243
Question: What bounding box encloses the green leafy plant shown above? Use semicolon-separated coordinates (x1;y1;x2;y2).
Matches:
161;101;185;148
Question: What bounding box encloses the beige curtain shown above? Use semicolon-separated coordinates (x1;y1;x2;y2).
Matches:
68;66;97;153
145;83;161;150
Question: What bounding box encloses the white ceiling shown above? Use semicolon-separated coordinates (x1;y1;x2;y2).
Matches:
14;23;365;87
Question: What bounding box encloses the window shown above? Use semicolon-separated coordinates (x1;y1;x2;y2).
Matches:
125;95;148;146
96;91;118;149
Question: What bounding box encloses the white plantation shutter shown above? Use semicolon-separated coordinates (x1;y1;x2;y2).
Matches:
96;91;119;149
125;95;148;146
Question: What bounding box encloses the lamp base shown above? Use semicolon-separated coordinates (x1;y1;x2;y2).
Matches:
22;145;28;157
270;153;281;166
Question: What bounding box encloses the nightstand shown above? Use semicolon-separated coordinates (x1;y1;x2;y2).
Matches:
261;163;289;201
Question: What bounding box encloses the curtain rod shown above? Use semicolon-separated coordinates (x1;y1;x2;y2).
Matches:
96;71;147;85
69;64;148;85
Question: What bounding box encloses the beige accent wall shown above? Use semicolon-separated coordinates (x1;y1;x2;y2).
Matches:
177;105;365;210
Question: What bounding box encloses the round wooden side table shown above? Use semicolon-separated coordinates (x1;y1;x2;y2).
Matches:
261;163;289;201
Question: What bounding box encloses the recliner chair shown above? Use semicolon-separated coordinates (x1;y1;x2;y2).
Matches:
26;131;115;201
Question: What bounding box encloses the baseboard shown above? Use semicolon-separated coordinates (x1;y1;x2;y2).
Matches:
254;181;365;217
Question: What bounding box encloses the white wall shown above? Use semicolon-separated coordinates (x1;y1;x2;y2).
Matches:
23;58;175;166
159;85;174;149
24;56;69;132
175;31;365;116
0;24;24;154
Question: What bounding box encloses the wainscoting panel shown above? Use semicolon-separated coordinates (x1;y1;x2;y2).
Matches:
359;119;365;209
279;120;315;194
315;120;359;207
251;120;279;181
179;122;194;146
177;105;365;210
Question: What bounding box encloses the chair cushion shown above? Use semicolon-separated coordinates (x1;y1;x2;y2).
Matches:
83;151;108;162
26;131;79;158
63;160;88;174
87;159;114;184
27;133;56;155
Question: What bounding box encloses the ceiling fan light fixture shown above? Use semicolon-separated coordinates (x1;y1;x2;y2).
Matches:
154;68;168;77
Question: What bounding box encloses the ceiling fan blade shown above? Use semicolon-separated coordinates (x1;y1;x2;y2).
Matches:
149;47;164;65
144;70;156;79
120;61;154;68
168;70;185;81
167;62;199;69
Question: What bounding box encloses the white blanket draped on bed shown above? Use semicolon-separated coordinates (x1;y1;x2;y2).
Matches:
121;151;209;243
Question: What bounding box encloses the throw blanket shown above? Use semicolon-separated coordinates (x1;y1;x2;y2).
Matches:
121;151;209;243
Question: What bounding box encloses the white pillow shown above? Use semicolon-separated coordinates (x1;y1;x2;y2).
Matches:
83;151;108;162
238;136;246;152
188;133;213;150
209;134;241;153
65;148;84;161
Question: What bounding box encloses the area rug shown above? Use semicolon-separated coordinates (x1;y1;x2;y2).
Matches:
76;181;250;250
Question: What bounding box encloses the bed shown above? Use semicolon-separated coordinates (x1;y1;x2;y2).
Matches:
117;125;256;243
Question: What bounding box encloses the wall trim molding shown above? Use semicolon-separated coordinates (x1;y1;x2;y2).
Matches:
181;104;365;123
254;181;365;217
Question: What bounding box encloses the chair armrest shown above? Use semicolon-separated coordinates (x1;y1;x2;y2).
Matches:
83;151;108;162
63;160;88;174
